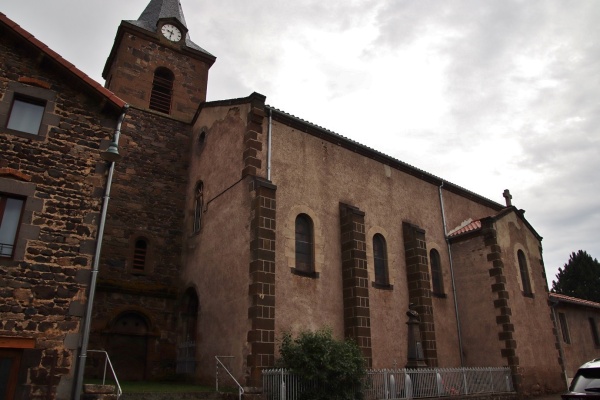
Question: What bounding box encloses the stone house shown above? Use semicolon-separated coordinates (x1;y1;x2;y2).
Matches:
550;293;600;381
0;11;126;400
1;0;586;398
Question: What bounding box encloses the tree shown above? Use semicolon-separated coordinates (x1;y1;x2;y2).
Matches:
552;250;600;303
278;328;366;400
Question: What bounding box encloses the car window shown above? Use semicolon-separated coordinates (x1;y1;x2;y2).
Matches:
571;368;600;393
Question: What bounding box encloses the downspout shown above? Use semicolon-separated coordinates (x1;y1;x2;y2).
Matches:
438;181;465;367
550;299;569;387
73;105;129;400
267;108;272;181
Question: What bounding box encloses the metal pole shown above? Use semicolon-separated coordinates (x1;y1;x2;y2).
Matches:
73;106;128;400
438;182;465;366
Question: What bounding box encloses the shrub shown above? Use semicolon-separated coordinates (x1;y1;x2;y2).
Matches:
278;328;366;400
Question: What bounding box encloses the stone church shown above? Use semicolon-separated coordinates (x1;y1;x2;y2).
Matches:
0;0;577;398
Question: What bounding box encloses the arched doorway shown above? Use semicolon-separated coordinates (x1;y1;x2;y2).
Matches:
106;312;149;381
177;288;198;374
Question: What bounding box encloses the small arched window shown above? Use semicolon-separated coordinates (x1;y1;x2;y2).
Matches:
430;249;444;296
132;238;148;271
373;234;389;286
193;182;203;233
149;67;174;114
517;250;532;296
295;214;314;273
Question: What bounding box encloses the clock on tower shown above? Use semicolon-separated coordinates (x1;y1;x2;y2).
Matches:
102;0;216;121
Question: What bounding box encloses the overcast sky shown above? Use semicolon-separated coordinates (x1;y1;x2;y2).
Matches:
4;0;599;287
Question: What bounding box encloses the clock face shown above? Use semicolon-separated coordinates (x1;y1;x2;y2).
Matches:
161;24;182;42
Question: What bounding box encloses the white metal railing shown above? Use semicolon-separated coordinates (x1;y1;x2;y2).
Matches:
87;350;122;399
215;356;244;400
263;367;514;400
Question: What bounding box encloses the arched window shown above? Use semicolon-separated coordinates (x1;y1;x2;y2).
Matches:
132;238;148;271
373;234;389;286
149;67;174;114
430;249;444;296
517;250;532;296
193;182;203;233
295;214;314;273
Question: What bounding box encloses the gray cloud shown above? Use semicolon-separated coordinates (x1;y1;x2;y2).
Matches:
4;0;600;283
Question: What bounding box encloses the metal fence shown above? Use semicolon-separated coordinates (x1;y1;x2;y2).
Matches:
263;367;514;400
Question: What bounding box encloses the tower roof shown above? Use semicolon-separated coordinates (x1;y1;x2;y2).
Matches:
137;0;189;29
124;0;213;56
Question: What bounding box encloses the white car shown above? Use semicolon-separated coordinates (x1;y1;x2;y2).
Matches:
563;359;600;399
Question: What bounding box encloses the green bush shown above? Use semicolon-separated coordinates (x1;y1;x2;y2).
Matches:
278;328;366;400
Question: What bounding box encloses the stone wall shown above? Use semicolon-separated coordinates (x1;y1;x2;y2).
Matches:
0;25;120;400
90;107;193;380
104;31;212;122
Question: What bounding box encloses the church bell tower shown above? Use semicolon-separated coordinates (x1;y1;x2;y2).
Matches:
103;0;216;121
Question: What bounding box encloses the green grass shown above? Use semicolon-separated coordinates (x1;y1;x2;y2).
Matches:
85;379;215;393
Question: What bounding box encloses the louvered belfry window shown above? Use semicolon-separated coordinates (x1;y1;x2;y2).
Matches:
149;67;174;114
132;238;148;271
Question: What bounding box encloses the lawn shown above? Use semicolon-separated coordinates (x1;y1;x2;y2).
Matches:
86;379;216;393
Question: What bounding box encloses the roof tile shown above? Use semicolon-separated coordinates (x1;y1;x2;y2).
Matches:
549;292;600;309
448;220;482;237
0;12;126;110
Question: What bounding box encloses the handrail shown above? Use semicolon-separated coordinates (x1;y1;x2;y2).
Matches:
87;350;122;399
215;356;244;400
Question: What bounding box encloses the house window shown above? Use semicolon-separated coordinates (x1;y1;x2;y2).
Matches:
193;182;203;233
132;238;148;271
295;214;314;274
7;97;45;135
149;67;174;114
590;318;600;347
0;195;25;258
517;250;533;296
558;312;571;344
0;81;59;139
430;249;445;297
373;234;389;287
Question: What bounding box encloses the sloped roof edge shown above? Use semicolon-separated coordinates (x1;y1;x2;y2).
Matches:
550;292;600;310
448;220;482;238
267;105;505;211
493;206;543;241
0;12;126;111
447;207;542;241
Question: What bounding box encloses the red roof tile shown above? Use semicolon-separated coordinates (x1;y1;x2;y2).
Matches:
0;12;126;110
549;293;600;309
448;220;482;237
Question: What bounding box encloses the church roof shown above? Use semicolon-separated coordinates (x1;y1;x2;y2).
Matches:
125;0;213;56
446;206;542;241
138;0;189;28
0;12;126;112
266;105;506;211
